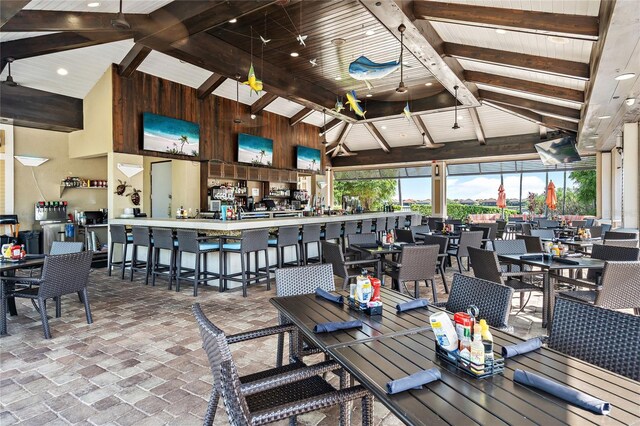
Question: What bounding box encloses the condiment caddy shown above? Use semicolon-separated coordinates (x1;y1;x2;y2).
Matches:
347;271;383;315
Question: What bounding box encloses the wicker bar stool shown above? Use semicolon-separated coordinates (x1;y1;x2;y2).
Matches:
176;230;219;296
107;224;132;279
129;226;153;285
300;223;322;265
150;228;179;289
219;229;270;297
268;225;301;270
341;221;359;252
358;219;373;234
322;222;342;244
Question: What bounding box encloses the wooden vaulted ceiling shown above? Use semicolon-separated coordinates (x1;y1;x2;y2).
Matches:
1;0;637;164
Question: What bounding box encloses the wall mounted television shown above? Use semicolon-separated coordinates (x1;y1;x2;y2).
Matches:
142;112;200;157
238;133;273;166
296;146;321;171
535;136;581;165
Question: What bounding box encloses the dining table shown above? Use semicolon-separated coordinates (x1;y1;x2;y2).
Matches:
1;255;45;335
350;243;402;287
541;237;601;253
271;287;639;425
497;253;605;328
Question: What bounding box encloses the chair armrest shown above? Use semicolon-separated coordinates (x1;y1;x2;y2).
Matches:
218;234;244;243
1;276;41;284
240;360;340;396
433;302;447;308
383;259;401;268
226;323;298;344
344;259;379;267
500;271;541;278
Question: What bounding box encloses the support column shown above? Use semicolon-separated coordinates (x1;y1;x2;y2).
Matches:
598;152;612;220
622;122;639;228
431;161;446;218
612;147;623;226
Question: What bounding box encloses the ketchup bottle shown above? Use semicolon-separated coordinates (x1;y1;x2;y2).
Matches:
369;276;381;302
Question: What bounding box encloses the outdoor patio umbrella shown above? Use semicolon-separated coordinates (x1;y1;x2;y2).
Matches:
546;181;557;211
497;184;507;209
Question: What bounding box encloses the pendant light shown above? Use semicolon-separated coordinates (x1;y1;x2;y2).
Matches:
396;24;407;93
452;85;460;130
3;58;18;87
111;0;131;30
320;109;328;144
234;74;243;124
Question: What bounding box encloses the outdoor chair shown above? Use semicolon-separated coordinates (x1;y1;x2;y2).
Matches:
603;231;638;240
347;232;377;260
600;223;612;235
107;224;132;279
394;228;415;244
410;224;430;242
496;219;507;240
219;229;270;297
538;219;559;229
521;223;533;236
604;239;639;248
420;234;449;292
581;244;639;283
470;226;490;248
50;241;84;254
558;261;640;315
447;230;483;273
4;251;93;339
434;273;514;331
468;246;542;316
493;239;530;273
322;241;378;289
274;264;335;367
515;235;544;252
530;229;555;240
341;221;359;252
130;226;152;285
176;230;220;296
150;227;178;289
358;219;373;234
571;220;587;228
192;303;373;426
585;218;595;227
269;225;301;270
547;297;640;381
385;244;440;301
300;224;322;265
321;222;343;245
587;226;603;238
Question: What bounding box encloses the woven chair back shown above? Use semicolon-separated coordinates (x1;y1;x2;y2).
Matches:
516;235;543;253
587;226;603;238
468;247;503;285
421;234;448;254
538;219;559;229
151;228;174;250
492;239;527;255
597;261;640;310
410;225;430;237
348;233;377;247
132;226;151;246
321;241;347;280
394;229;415;244
359;219;373;234
110;224;128;244
604;231;638;240
323;222;342;241
300;224;322;243
456;231;483;257
343;221;358;237
521;223;532;236
276;226;301;247
604;239;639;248
39;251;93;299
397;245;439;282
50;241;84;255
384;217;396;232
530;229;555;240
240;229;269;253
176;230;199;252
587;244;639;280
275;263;335;297
571;220;587;228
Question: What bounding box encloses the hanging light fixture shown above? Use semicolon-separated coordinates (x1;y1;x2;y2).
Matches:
396;24;407;93
111;0;130;30
320;109;328;144
234;74;243;124
3;58;18;87
452;85;460;130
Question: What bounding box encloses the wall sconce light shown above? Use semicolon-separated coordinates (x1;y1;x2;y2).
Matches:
14;156;49;167
117;163;144;178
435;164;440;177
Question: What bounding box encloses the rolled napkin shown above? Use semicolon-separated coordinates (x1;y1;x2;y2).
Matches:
513;369;611;415
520;254;544;261
554;257;580;265
315;287;344;304
386;368;441;394
396;298;429;313
313;320;362;333
501;337;543;358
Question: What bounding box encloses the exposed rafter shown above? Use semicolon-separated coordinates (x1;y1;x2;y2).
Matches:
540;125;548;139
479;90;580;121
413;1;599;40
0;0;30;28
326;123;353;158
410;115;442;149
250;93;278;115
197;74;226;99
289;108;314;126
445;43;590;80
2;10;150;31
118;44;152;78
364;123;391;153
468;108;486;145
465;71;584;103
320;119;343;136
483;100;578;132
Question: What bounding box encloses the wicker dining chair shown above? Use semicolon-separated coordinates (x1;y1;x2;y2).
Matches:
50;241;84;254
571;220;587;228
530;229;555;240
420;234;449;291
410;225;430;241
582;244;639;282
394;228;415;244
274;264;335;368
385;244;440;301
447;230;483;273
586;226;603;238
346;233;377;260
492;239;529;273
193;304;373;426
495;219;507;240
4;251;93;339
547;297;640;381
322;241;378;289
515;235;544;253
603;231;638;240
435;273;514;331
603;239;639;248
341;221;359;252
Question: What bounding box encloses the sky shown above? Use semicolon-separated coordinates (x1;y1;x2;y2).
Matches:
397;172;573;201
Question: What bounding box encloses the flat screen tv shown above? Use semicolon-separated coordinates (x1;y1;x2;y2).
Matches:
142;112;200;157
535;136;581;165
238;133;273;166
296;146;321;171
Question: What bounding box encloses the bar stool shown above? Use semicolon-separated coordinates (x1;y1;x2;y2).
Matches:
342;221;359;252
322;222;342;245
176;230;219;296
108;224;132;279
219;229;270;297
300;224;322;265
358;219;373;234
269;225;301;270
150;228;178;289
130;226;153;285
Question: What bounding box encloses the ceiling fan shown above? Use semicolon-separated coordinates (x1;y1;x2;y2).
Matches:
217;75;263;128
111;0;131;30
2;58;18;87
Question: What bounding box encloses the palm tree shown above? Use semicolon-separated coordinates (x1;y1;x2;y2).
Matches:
259;149;266;164
310;158;317;170
178;135;188;153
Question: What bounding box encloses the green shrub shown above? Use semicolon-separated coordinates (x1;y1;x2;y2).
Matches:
400;203;516;219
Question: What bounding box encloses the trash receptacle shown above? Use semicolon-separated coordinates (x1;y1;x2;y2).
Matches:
18;230;42;254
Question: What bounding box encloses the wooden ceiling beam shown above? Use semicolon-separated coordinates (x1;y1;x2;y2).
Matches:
250;93;278;115
0;0;30;28
479;90;580;121
197;74;226;99
465;70;584;103
2;10;150;32
361;91;457;122
413;1;598;40
468;108;486;145
411;115;442;148
483;100;578;132
320;119;343;136
289;108;314;126
364;123;391;153
326;123;353;156
445;43;590;80
118;44;152;78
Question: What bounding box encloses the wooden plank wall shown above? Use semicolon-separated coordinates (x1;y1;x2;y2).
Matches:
112;65;323;169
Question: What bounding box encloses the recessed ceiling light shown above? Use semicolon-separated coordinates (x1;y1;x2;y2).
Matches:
365;29;375;36
331;38;346;46
598;115;611;119
57;68;68;76
548;36;569;44
381;126;387;130
250;114;257;120
290;52;299;57
425;82;433;86
334;76;342;80
228;18;237;23
495;29;507;35
402;61;409;66
87;2;100;7
400;133;406;137
366;93;372;97
614;72;635;81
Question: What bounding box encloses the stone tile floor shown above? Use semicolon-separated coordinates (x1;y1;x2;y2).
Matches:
1;264;545;425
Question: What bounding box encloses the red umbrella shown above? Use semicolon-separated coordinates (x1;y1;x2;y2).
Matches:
497;184;507;209
546;181;557;211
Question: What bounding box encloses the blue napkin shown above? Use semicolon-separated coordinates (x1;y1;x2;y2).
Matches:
514;369;611;415
554;257;580;265
396;299;429;313
386;368;441;394
501;337;543;358
315;287;344;304
313;320;362;333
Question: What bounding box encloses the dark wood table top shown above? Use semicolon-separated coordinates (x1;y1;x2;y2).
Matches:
498;253;605;270
350;244;402;256
0;256;45;273
541;238;601;248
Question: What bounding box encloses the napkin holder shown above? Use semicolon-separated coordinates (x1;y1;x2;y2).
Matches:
434;343;504;379
348;297;383;316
